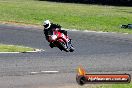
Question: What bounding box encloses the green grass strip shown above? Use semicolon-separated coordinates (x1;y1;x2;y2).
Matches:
96;83;132;88
0;44;34;52
0;0;132;33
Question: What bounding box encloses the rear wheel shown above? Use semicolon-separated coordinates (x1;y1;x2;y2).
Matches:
55;38;68;52
59;42;69;52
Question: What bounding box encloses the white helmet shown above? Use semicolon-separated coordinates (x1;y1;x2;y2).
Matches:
43;20;51;29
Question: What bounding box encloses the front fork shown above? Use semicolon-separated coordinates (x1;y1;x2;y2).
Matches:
66;39;72;49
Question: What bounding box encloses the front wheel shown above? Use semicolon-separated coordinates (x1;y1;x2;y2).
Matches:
69;47;74;52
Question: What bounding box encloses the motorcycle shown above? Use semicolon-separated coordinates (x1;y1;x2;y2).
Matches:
48;29;74;52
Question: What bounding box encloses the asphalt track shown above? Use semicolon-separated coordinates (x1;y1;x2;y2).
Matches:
0;24;132;88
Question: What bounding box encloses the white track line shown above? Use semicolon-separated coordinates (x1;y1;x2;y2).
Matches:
22;49;45;53
0;49;45;54
41;71;59;73
64;28;130;35
30;71;59;75
0;52;20;54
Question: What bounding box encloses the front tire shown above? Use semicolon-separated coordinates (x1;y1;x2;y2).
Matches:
69;48;74;52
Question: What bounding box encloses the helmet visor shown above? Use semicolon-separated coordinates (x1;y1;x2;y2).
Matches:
44;24;49;28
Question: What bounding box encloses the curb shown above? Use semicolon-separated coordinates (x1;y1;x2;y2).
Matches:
0;49;45;54
62;28;130;35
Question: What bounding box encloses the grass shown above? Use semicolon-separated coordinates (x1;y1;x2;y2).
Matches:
72;83;132;88
0;44;34;52
0;0;132;33
96;83;132;88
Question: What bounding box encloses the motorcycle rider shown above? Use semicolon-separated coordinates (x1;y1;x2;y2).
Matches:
43;20;73;49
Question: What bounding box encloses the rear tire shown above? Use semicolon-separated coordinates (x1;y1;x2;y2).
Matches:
56;38;70;52
59;42;69;52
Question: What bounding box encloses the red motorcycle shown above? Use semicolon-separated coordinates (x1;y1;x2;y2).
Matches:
48;29;74;52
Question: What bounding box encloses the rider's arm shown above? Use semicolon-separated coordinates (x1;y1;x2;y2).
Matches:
52;23;61;29
52;23;67;36
56;24;61;29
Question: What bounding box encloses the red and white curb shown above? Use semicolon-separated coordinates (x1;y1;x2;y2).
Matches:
0;49;45;54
